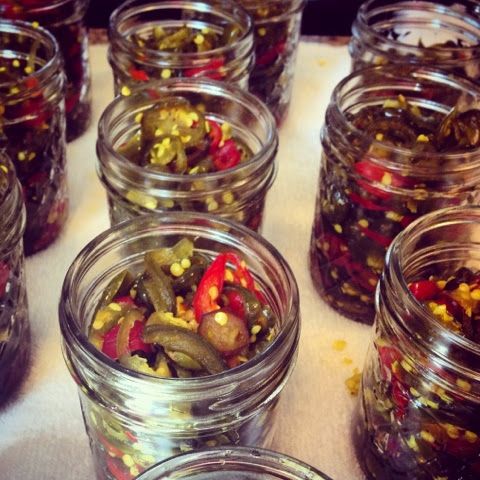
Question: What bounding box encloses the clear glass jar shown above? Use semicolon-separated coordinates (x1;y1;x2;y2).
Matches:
0;20;68;255
0;0;92;142
349;0;480;81
239;0;306;125
97;78;277;232
309;65;480;324
135;446;332;480
59;213;300;480
354;206;480;480
0;152;29;406
108;0;254;94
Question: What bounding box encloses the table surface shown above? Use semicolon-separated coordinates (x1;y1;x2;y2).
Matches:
0;40;371;480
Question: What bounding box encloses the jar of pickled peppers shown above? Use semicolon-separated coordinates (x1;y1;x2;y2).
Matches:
0;0;92;141
135;446;332;480
97;78;277;232
349;0;480;81
239;0;306;125
310;65;480;324
59;212;300;480
108;0;254;94
0;20;68;255
0;152;29;406
355;206;480;480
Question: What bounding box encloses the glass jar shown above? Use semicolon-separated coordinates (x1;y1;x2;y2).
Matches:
0;152;29;406
108;0;254;94
59;212;300;480
239;0;306;125
0;0;92;142
349;0;480;81
135;446;332;480
309;65;480;324
0;20;68;255
354;206;480;480
97;78;277;232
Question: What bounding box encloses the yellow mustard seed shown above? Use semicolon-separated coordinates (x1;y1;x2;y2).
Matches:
456;378;472;392
358;219;369;228
345;368;362;396
193;34;205;45
420;430;435;443
92;317;105;330
224;269;235;282
10;86;20;94
207;200;219;211
121;86;131;96
214;311;228;325
0;165;7;173
417;134;430;143
130;467;140;477
209;286;219;300
181;135;192;144
17;151;26;161
161;68;172;79
122;455;135;467
458;283;470;293
251;325;261;335
12;59;20;68
222;191;234;204
383;99;400;109
406;435;419;451
32;21;40;28
240;278;247;288
180;258;191;269
436;280;447;290
258;27;267;37
135;112;143;123
471;288;480;300
108;302;122;312
24;66;33;74
170;262;185;277
465;431;478;443
386;211;403;222
333;223;343;234
375;132;384;141
381;172;392;185
445;424;460;439
28;152;36;161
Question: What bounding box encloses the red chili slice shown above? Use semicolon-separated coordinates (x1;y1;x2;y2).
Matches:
358;225;393;248
207;120;222;154
213;139;241;171
223;289;246;318
409;280;440;301
101;320;151;360
348;191;389;212
184;58;225;79
256;42;285;67
129;67;149;82
106;457;134;480
224;252;256;292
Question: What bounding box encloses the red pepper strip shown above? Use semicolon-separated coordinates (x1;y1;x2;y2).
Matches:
184;58;225;79
256;42;285;67
114;296;136;307
358;225;393;249
207;120;222;154
348;191;389;212
0;262;9;297
102;320;152;360
343;260;377;293
224;289;245;318
193;254;227;322
355;160;408;187
129;67;149;82
213;139;241;171
377;345;403;381
106;457;134;480
408;280;439;301
355;178;391;200
224;253;256;291
98;433;123;458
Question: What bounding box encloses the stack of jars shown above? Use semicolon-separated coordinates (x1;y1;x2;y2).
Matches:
308;1;480;479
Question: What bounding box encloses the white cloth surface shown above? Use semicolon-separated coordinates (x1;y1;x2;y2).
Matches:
0;41;370;480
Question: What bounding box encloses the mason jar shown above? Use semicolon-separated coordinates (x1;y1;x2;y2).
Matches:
0;0;92;141
135;446;332;480
354;206;480;480
108;0;254;94
349;0;480;81
59;213;300;480
0;20;68;255
0;153;29;406
239;0;306;125
309;65;480;324
97;78;277;232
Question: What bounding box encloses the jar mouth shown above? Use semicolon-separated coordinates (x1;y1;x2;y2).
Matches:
384;206;480;378
60;212;299;386
0;20;61;97
109;0;254;65
136;446;332;479
329;64;480;175
356;0;480;57
97;78;278;185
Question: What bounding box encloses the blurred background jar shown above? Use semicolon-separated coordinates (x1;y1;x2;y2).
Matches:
0;0;92;142
135;446;332;480
355;206;480;480
0;20;68;255
310;65;480;324
0;152;29;406
97;78;277;232
108;0;254;94
239;0;306;125
350;0;480;81
59;213;300;480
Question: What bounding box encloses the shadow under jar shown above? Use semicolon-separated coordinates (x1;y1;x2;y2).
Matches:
134;446;332;480
0;153;29;407
59;212;300;480
0;20;68;255
97;78;278;232
239;0;306;125
349;0;480;81
108;0;254;94
0;0;92;142
310;65;480;324
354;206;480;480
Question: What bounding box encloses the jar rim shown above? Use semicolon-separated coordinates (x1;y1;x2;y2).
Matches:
59;212;300;387
97;77;278;184
109;0;254;64
329;64;480;172
135;446;332;479
355;0;480;56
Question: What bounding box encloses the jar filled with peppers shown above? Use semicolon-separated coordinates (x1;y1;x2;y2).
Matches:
0;0;92;142
135;446;332;480
97;78;277;232
0;20;68;255
355;206;480;480
310;65;480;324
239;0;306;125
108;0;254;94
0;152;29;406
349;0;480;81
59;212;300;480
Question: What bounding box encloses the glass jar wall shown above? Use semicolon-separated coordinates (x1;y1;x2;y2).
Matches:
310;65;480;324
